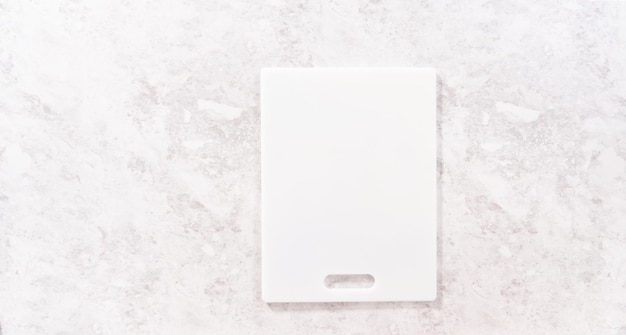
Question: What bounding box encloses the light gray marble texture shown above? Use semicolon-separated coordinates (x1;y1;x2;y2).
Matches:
1;0;625;334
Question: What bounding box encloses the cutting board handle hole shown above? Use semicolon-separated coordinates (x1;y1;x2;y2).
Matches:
324;274;375;289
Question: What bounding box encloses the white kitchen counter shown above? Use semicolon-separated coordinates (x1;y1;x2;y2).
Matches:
0;0;625;334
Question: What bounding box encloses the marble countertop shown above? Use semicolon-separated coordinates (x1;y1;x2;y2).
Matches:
1;0;625;334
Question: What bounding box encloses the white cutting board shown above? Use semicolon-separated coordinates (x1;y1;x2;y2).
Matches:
261;68;437;302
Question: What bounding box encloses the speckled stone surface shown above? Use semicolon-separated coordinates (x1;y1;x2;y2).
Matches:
1;1;625;334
